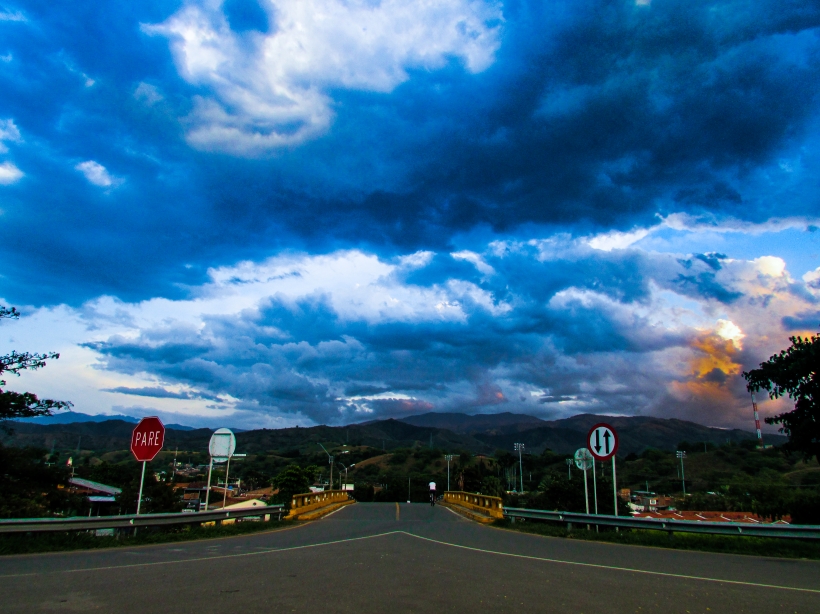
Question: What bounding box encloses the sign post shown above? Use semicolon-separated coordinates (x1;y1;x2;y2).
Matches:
204;428;236;512
130;417;166;516
587;423;619;517
573;448;594;514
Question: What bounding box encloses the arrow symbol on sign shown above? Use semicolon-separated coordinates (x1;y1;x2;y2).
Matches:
603;430;611;455
594;430;601;453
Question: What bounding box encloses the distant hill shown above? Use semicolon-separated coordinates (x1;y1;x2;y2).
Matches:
13;411;196;431
398;412;546;435
475;414;787;455
0;418;489;456
1;413;786;457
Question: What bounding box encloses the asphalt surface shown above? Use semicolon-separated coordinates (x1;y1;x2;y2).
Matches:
1;503;818;613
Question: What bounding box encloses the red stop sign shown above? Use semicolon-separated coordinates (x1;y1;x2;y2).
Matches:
131;416;165;462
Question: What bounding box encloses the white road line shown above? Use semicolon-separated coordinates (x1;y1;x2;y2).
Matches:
4;526;819;595
401;532;820;595
0;531;404;578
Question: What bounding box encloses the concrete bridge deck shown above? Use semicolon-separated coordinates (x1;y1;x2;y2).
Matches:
2;503;818;613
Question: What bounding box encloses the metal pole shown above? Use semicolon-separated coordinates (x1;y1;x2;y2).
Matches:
592;460;598;532
612;456;618;517
677;451;687;496
408;477;411;503
222;456;232;509
583;468;589;514
592;461;598;514
515;443;524;493
447;458;450;491
136;460;147;515
203;457;213;511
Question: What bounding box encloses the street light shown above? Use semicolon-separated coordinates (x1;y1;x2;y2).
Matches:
676;451;687;495
319;443;334;491
338;463;349;491
444;455;455;491
514;443;525;493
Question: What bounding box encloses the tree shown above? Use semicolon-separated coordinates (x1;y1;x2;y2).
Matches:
479;476;503;497
743;333;819;460
271;464;319;507
0;306;72;421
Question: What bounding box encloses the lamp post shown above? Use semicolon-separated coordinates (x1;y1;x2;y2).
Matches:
514;443;525;493
676;451;687;496
319;443;334;491
445;455;454;491
338;463;350;491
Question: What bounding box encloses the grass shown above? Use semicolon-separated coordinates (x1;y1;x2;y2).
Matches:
0;518;298;556
494;518;820;560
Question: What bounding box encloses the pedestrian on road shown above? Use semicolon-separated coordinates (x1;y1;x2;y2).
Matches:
429;480;436;506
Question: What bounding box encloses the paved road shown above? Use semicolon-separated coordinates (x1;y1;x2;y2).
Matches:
2;503;818;613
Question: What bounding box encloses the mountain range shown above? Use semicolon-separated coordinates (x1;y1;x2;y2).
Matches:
2;411;784;457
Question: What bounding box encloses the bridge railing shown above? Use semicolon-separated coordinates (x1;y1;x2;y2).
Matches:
443;491;504;520
503;507;820;540
0;505;285;534
288;490;350;519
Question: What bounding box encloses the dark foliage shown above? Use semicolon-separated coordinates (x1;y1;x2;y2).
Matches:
271;464;319;507
0;306;72;421
0;444;84;518
744;333;820;460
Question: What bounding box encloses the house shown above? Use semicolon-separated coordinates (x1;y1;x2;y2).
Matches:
68;477;122;516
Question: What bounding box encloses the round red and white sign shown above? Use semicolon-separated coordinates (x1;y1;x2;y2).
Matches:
587;423;618;461
131;416;165;462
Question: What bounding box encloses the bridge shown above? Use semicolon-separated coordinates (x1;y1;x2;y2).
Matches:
2;502;818;613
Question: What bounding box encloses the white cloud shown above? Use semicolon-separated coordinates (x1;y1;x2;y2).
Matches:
0;118;21;153
75;160;120;187
134;82;163;106
715;319;744;348
451;250;496;275
661;212;819;235
587;226;654;251
0;9;25;22
146;0;503;154
0;53;11;63
0;161;23;184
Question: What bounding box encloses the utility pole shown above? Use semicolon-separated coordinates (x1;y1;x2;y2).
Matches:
514;443;524;493
677;450;687;495
565;458;572;480
445;455;454;491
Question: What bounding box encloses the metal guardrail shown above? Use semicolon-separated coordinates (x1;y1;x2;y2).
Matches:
503;507;820;540
0;505;285;534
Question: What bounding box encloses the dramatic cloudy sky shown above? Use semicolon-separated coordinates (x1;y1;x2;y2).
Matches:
1;0;819;430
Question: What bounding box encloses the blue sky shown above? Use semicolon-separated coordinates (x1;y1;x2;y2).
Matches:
1;0;819;430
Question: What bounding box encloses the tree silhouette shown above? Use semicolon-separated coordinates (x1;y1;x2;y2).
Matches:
0;306;72;421
743;333;819;460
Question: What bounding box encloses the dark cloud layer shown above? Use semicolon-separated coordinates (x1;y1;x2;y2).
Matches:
0;1;818;306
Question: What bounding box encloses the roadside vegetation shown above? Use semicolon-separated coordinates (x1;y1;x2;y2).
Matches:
0;518;297;556
494;517;820;560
